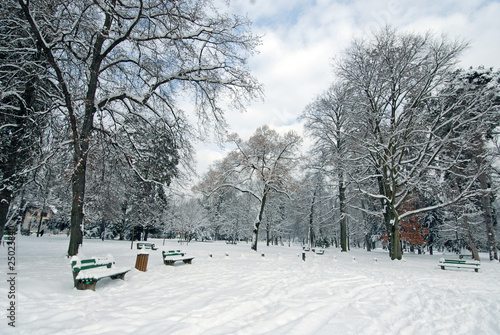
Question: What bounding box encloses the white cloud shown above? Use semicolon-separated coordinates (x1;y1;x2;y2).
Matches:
191;0;500;185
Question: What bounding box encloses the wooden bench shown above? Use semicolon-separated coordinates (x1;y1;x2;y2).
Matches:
71;256;130;291
438;258;480;272
137;242;157;250
162;250;194;266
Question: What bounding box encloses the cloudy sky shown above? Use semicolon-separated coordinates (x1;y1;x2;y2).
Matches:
192;0;500;180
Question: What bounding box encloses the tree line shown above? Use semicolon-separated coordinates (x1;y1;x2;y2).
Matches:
1;1;499;261
196;27;500;260
0;0;262;256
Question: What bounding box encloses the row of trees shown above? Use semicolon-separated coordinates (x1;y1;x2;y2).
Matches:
196;27;500;260
0;0;262;256
303;27;500;260
2;2;498;261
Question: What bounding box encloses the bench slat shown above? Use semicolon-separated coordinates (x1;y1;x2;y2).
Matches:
75;266;130;281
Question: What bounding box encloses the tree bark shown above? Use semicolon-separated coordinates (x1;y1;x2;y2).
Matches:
477;171;498;260
309;186;318;248
67;153;86;255
0;157;17;241
251;189;268;251
385;208;402;260
391;219;402;260
365;234;372;252
0;189;11;242
361;199;372;252
266;223;270;246
464;215;480;261
339;173;347;252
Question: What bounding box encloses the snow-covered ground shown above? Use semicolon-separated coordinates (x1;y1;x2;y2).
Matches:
1;235;500;335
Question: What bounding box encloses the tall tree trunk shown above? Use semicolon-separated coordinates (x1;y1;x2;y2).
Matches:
0;96;30;242
101;218;105;241
251;219;260;251
339;172;347;252
477;172;498;260
67;151;87;256
309;186;318;248
365;234;372;252
361;199;372;252
391;219;402;260
463;215;480;261
266;223;270;246
0;157;17;241
385;208;402;260
251;189;268;251
0;189;11;242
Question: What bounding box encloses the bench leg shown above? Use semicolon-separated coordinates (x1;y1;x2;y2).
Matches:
183;259;192;264
75;280;97;291
164;261;175;266
475;268;479;272
440;266;445;270
110;272;127;280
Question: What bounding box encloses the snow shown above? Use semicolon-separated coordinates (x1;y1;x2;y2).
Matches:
2;235;500;334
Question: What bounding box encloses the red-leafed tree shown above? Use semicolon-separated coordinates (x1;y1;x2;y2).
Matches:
399;219;429;248
398;198;428;248
381;197;428;248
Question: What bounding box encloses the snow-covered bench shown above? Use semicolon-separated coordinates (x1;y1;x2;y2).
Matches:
71;256;130;290
162;250;194;266
137;242;157;250
438;258;480;272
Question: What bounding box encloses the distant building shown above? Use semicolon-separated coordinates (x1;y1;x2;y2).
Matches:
22;205;55;235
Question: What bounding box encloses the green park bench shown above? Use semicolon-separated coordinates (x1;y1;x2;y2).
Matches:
162;250;194;266
438;258;480;272
71;256;130;291
137;242;158;250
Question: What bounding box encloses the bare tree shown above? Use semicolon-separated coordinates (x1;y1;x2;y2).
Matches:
302;83;355;252
334;26;491;260
17;0;262;256
197;125;302;251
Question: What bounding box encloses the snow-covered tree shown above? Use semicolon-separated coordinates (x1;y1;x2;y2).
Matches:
197;125;302;251
335;26;486;260
16;0;262;256
435;67;500;260
302;83;356;252
0;1;55;241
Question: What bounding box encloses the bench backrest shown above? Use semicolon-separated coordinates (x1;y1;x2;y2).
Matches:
163;250;185;257
440;258;480;265
71;257;114;273
137;242;155;248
